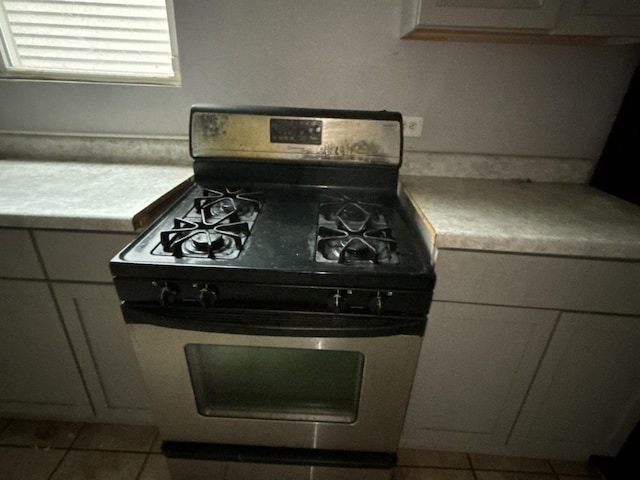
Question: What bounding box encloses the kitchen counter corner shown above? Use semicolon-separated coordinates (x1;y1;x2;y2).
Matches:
400;175;640;260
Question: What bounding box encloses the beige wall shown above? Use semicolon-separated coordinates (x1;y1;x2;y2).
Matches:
0;0;638;160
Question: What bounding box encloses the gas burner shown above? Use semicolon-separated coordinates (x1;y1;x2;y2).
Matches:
319;194;387;227
316;197;398;264
154;187;261;259
194;187;263;224
157;216;250;259
317;225;398;264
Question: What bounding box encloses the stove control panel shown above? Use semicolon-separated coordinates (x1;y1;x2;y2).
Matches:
127;279;432;317
328;291;348;313
328;289;393;315
197;285;218;307
158;283;176;307
270;119;322;145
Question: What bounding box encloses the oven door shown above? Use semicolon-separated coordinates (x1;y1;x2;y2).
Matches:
122;304;424;452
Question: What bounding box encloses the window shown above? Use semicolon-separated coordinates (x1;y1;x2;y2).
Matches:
0;0;180;85
185;344;365;423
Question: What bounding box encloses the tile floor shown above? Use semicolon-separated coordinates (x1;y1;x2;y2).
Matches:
0;419;601;480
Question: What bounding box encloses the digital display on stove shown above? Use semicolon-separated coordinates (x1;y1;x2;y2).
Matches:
270;119;322;145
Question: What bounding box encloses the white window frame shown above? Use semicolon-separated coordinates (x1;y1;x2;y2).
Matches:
0;0;180;86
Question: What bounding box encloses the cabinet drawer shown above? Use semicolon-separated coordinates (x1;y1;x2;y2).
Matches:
34;231;136;282
0;228;45;279
433;249;640;315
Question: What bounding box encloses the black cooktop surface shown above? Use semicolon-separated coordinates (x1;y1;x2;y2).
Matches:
111;183;433;291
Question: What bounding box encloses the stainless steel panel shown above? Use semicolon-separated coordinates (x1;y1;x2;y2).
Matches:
191;112;401;166
129;323;421;452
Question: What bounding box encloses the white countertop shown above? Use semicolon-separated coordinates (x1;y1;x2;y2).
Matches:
401;175;640;260
2;160;639;259
0;160;193;231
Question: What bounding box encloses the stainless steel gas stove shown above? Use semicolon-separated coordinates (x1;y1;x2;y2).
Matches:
111;106;435;480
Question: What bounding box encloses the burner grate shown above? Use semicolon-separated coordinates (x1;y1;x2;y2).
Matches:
316;196;398;265
154;187;262;259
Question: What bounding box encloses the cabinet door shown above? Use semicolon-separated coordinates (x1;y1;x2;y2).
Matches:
0;279;92;419
510;312;640;459
53;283;152;424
401;302;558;452
555;0;640;36
34;231;136;283
0;229;45;279
413;0;563;29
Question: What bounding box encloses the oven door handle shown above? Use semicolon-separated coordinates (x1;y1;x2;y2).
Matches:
120;302;426;337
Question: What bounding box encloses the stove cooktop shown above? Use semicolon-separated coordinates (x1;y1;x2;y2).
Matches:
111;183;435;316
113;184;432;284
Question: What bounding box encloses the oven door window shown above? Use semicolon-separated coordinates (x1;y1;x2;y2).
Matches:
185;344;364;423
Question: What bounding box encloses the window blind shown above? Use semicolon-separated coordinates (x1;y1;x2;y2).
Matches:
0;0;179;83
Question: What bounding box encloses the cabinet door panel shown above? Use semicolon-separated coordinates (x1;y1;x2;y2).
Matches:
34;231;136;282
53;283;152;424
417;0;563;29
510;312;640;459
402;302;557;451
0;280;92;419
555;0;640;36
0;229;44;279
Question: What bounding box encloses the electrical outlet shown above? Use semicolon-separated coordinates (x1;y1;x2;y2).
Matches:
403;116;423;137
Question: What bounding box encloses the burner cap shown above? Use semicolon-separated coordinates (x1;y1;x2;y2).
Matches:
210;198;236;216
340;237;378;263
190;232;225;253
344;238;370;257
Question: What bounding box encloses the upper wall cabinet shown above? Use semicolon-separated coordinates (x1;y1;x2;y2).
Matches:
555;0;640;36
404;0;563;30
401;0;640;43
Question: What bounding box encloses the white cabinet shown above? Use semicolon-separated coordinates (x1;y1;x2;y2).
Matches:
510;312;640;459
405;0;563;30
33;230;137;283
555;0;640;36
0;228;151;424
401;0;640;41
0;279;93;420
403;302;557;451
0;228;45;279
53;284;152;424
432;250;640;315
36;230;152;424
402;248;640;459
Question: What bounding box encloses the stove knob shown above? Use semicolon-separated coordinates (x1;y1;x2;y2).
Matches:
328;291;347;313
368;293;384;315
159;284;176;307
198;287;217;307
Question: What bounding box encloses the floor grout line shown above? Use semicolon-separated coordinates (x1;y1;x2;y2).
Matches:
0;444;158;455
46;444;71;480
67;421;87;450
134;452;152;480
468;453;480;480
